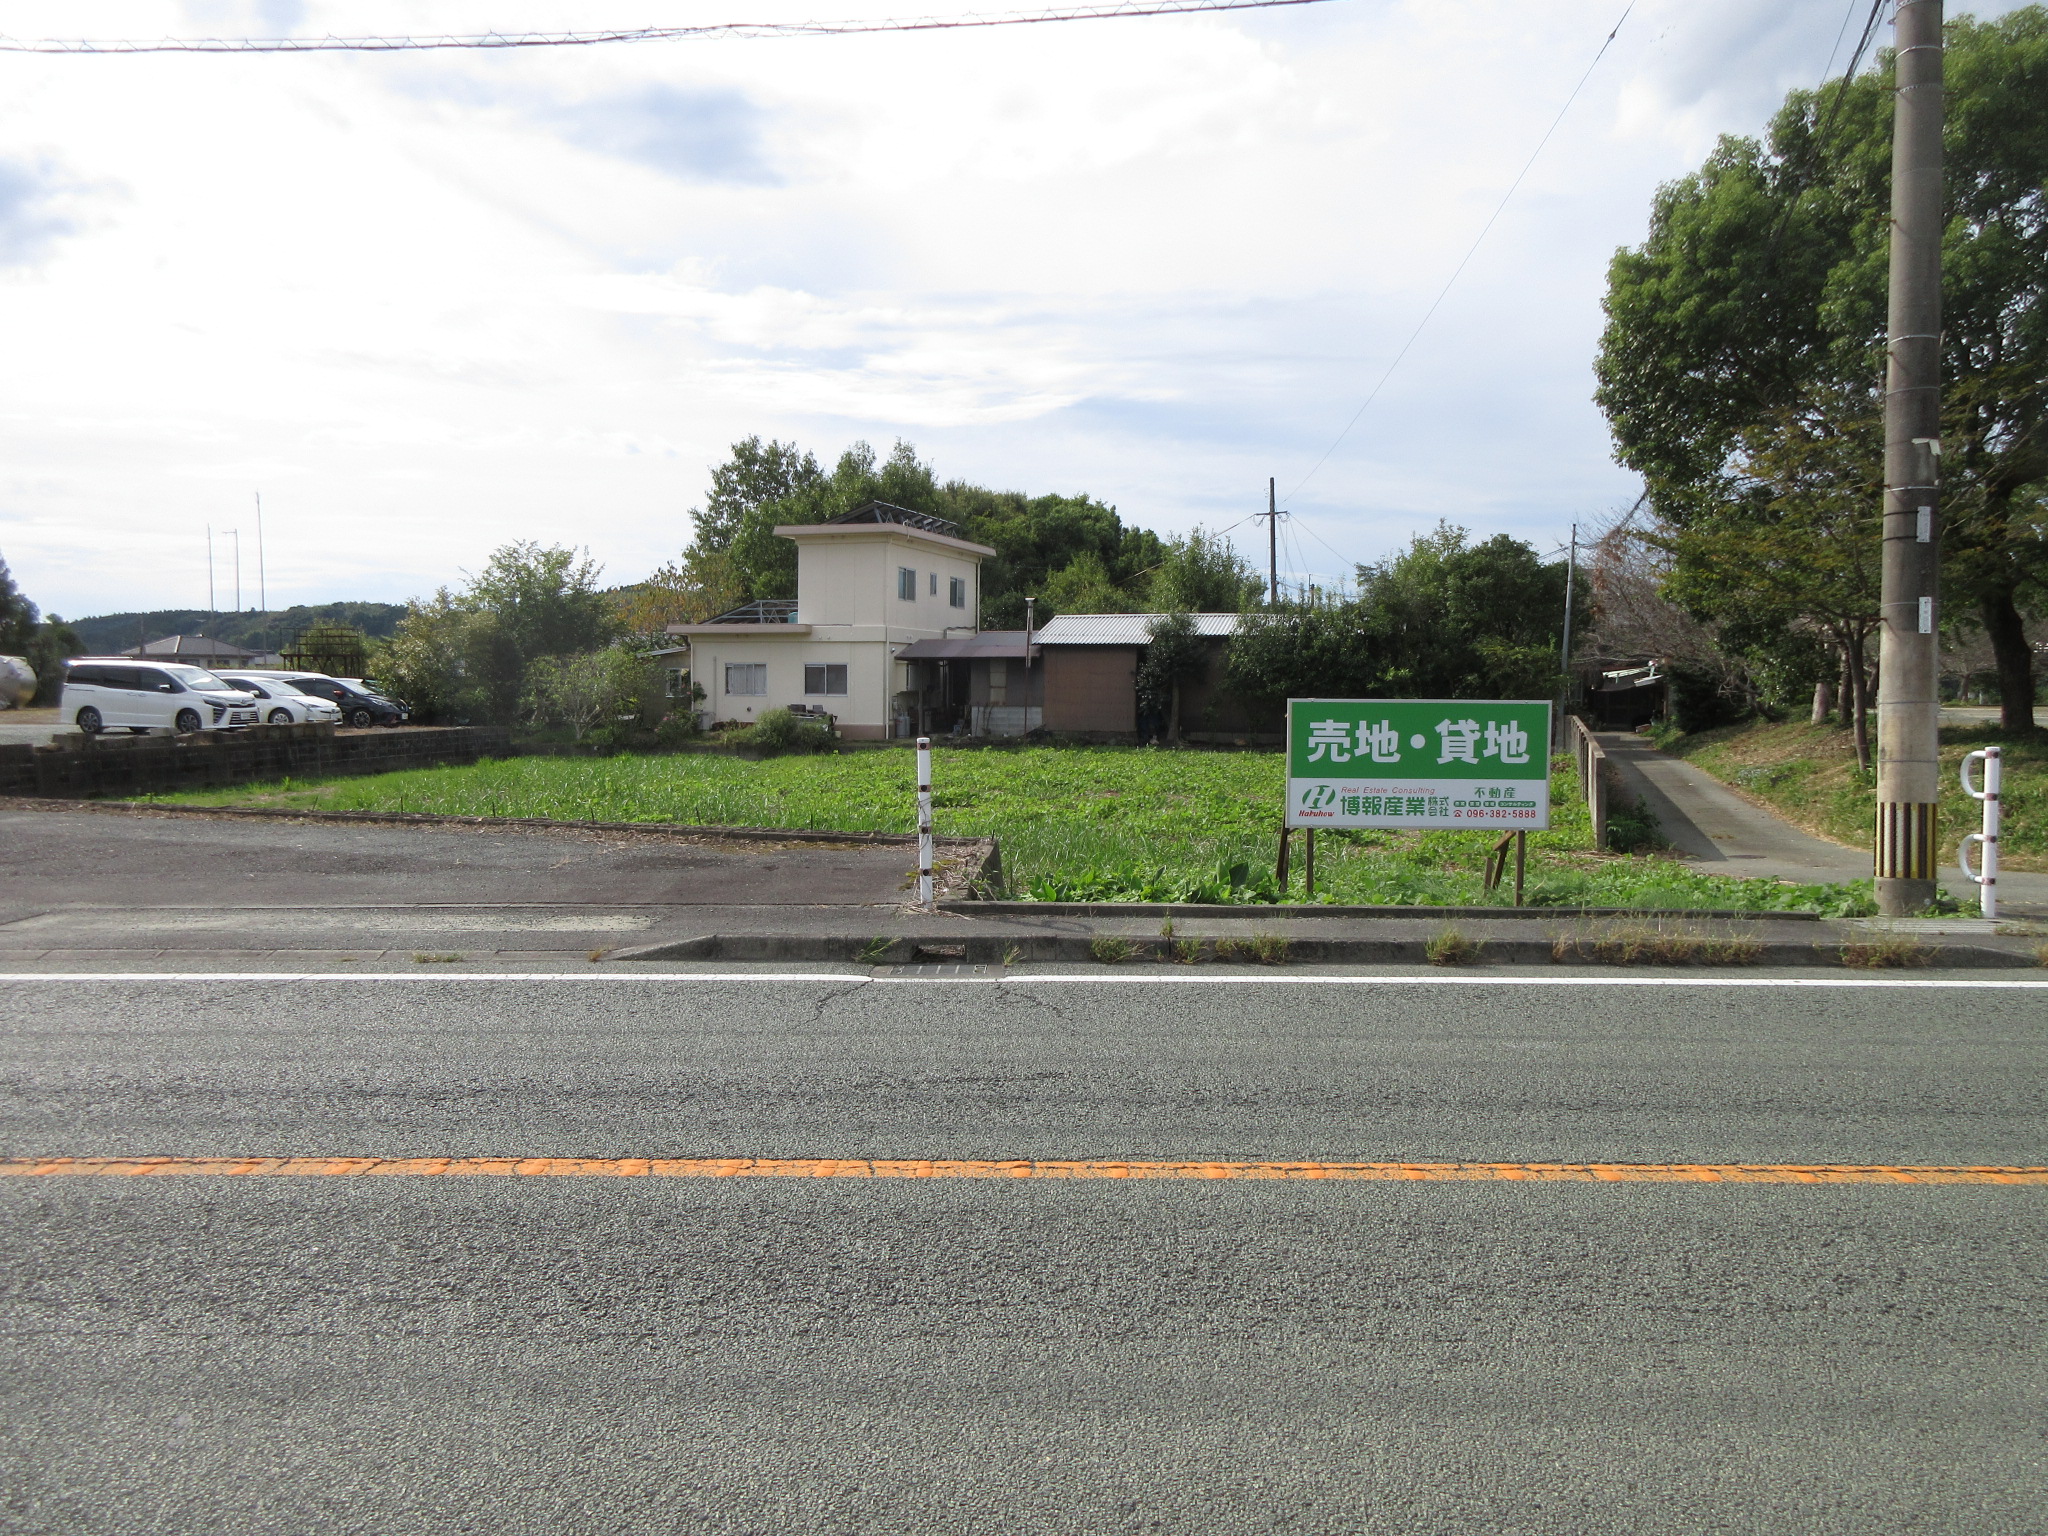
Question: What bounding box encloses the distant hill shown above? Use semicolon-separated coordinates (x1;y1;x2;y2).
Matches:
70;602;409;657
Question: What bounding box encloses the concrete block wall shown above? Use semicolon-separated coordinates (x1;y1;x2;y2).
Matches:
0;724;514;799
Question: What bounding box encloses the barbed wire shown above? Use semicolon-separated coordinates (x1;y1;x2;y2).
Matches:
0;0;1332;54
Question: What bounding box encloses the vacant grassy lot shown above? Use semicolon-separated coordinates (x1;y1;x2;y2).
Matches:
151;745;1872;912
1665;720;2045;872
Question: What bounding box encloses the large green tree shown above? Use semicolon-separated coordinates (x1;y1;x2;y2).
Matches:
1596;7;2048;729
680;436;1179;627
1224;525;1566;723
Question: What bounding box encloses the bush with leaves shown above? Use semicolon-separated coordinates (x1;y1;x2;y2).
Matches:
726;705;834;756
524;647;658;741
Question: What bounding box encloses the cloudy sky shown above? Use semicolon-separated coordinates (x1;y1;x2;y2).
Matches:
0;0;2025;619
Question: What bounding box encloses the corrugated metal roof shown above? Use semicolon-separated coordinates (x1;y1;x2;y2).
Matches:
1031;613;1243;646
895;632;1031;660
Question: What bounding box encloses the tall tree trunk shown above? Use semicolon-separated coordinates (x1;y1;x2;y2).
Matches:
1838;648;1855;730
1811;679;1831;725
1980;585;2039;732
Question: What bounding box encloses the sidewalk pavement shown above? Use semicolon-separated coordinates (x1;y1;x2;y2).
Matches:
1597;732;2048;917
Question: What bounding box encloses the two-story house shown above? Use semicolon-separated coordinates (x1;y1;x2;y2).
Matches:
668;502;999;740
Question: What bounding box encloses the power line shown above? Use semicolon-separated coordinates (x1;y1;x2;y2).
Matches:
0;0;1333;54
1284;0;1638;501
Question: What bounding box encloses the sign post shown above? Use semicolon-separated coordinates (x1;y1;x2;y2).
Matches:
1286;699;1552;832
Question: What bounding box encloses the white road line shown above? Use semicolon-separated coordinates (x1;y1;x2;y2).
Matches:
0;972;2044;989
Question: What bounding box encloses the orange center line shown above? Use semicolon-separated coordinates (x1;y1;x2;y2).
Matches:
2;1157;2043;1185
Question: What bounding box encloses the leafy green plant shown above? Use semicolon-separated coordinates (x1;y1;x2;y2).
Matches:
858;936;895;964
1089;935;1136;964
1170;938;1202;964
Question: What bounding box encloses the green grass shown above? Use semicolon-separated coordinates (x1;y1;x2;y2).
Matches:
1667;719;2047;871
145;744;1873;913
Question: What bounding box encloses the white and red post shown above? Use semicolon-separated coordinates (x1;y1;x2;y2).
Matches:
916;736;934;910
1959;745;2000;920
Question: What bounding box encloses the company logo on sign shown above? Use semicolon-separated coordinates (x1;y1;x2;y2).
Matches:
1300;784;1337;810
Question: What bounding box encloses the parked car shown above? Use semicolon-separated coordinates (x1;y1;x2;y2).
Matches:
215;674;344;726
235;670;410;728
60;659;261;735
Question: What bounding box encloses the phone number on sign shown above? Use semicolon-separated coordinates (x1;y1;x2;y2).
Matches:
1453;808;1540;819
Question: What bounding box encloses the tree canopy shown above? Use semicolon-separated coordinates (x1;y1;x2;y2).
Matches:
1596;7;2048;727
672;436;1236;629
1224;525;1566;724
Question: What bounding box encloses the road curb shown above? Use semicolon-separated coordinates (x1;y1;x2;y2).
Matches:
606;933;2040;969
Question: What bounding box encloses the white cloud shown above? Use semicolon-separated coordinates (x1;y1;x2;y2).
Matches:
0;0;2031;615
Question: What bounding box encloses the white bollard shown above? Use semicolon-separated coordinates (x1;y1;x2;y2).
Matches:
1958;745;2001;921
916;735;934;910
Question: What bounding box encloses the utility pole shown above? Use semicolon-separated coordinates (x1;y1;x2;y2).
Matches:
206;525;214;613
1258;477;1283;607
1874;0;1944;916
254;491;267;613
1561;523;1578;673
230;529;241;612
1559;523;1578;747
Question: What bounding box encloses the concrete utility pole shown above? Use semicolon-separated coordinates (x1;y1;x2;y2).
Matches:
1267;478;1279;606
254;491;267;613
206;525;214;613
1874;0;1945;915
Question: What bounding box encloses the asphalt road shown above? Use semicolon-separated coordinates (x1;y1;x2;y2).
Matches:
3;973;2044;1534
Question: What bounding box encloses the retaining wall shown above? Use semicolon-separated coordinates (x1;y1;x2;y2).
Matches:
0;724;513;799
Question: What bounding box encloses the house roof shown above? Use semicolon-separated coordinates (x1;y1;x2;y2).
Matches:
1031;613;1245;646
122;634;263;659
894;632;1032;661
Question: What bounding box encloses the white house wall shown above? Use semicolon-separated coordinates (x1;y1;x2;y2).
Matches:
795;534;979;630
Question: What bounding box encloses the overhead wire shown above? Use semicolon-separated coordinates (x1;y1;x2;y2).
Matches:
1763;0;1888;260
1281;0;1639;502
0;0;1333;53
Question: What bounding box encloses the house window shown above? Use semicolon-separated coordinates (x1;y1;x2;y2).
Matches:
949;576;966;608
929;572;938;595
898;567;916;600
987;658;1008;704
804;663;849;696
724;663;767;696
664;668;689;699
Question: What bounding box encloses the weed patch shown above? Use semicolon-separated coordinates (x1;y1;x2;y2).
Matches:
1835;933;1935;969
1553;921;1763;966
1426;927;1481;966
1089;935;1137;964
411;952;463;964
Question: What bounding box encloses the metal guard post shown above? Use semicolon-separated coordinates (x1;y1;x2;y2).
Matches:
1958;746;1999;921
916;736;934;910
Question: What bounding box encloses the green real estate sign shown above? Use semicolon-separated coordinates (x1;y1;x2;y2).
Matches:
1285;699;1552;831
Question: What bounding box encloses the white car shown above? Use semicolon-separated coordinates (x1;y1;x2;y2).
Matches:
216;673;343;726
59;659;261;735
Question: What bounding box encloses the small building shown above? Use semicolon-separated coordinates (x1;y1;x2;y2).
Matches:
667;502;996;740
1031;613;1256;740
123;635;281;670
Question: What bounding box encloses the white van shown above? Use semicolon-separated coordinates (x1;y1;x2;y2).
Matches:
59;659;261;735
